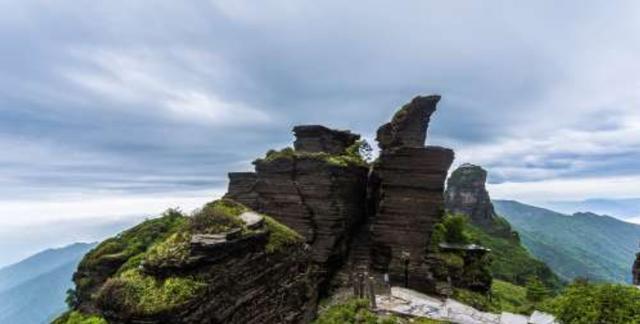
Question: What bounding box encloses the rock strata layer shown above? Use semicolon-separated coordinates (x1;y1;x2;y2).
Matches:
368;96;455;291
293;125;360;154
225;131;369;283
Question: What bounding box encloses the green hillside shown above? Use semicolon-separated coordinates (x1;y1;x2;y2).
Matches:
466;224;562;290
494;200;640;283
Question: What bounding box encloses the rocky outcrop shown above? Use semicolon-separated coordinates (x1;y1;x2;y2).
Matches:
445;163;515;239
369;147;454;290
293;125;360;154
368;96;456;292
376;95;440;150
61;95;497;324
68;200;318;324
225;129;369;285
445;164;496;228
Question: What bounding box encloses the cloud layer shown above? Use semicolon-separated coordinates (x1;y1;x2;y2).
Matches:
2;0;640;264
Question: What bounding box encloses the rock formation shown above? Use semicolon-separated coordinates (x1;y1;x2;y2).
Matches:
58;95;495;324
225;127;369;285
376;95;440;150
69;200;318;324
368;95;456;292
445;163;516;239
293;125;360;154
445;164;497;228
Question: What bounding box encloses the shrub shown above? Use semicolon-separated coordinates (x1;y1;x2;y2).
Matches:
190;199;246;234
525;277;549;302
431;214;471;248
540;281;640;323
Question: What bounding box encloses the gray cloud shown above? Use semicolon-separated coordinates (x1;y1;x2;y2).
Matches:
1;0;640;204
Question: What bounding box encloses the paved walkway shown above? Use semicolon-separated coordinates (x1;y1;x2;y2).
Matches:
376;287;557;324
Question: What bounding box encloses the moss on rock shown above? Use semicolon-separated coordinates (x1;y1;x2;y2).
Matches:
96;269;206;316
254;142;369;168
264;215;303;253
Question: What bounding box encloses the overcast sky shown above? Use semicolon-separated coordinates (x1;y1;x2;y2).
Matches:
2;0;640;266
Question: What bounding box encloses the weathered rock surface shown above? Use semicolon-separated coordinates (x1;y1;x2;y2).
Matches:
445;163;515;238
445;164;497;228
225;127;369;285
376;95;440;150
293;125;360;154
367;95;459;292
369;146;454;291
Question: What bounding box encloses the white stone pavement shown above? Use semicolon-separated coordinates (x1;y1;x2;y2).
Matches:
376;287;557;324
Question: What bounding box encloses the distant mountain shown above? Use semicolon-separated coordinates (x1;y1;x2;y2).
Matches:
494;200;640;283
543;198;640;221
0;242;96;324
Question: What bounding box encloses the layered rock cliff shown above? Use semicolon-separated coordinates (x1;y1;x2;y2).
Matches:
369;95;456;291
63;200;318;324
224;127;369;287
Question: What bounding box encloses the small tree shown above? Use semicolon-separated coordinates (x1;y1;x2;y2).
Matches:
526;277;548;302
65;288;78;308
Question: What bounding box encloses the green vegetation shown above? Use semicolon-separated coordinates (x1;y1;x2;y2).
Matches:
53;311;107;324
264;215;303;253
431;214;471;249
454;280;536;314
314;298;447;324
80;209;187;270
96;269;206;316
69;198;305;319
494;200;640;283
254;140;371;168
540;280;640;323
77;209;188;295
144;231;191;268
190;199;247;234
466;224;562;290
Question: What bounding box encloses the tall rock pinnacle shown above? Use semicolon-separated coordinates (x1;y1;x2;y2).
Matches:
445;163;497;228
376;95;440;151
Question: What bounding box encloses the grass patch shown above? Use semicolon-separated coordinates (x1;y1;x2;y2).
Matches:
144;231;192;268
254;142;369;168
264;215;303;253
52;311;107;324
190;199;247;234
453;279;546;315
76;209;188;296
96;269;206;316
